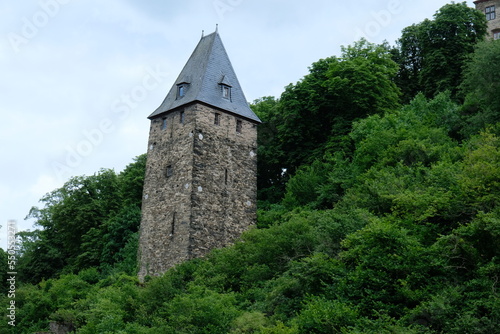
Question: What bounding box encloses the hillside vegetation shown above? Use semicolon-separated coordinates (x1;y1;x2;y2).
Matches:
2;3;500;333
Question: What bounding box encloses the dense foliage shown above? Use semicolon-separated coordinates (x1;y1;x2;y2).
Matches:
461;39;500;135
394;2;487;102
3;3;499;333
255;39;400;202
16;154;146;283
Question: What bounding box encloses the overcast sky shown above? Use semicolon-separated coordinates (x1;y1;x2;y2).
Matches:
0;0;477;249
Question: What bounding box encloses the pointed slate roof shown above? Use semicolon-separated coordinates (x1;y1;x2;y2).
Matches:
149;31;261;123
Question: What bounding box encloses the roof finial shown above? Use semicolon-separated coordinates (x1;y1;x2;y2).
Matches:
216;24;218;33
201;30;204;38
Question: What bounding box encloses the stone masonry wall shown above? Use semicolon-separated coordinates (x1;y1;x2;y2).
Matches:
475;0;500;38
138;104;196;280
190;103;258;259
138;102;258;280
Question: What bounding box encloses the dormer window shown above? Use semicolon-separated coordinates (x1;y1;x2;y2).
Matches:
177;82;189;99
222;85;231;100
219;75;232;101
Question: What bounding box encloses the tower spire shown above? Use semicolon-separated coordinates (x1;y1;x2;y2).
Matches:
148;31;261;123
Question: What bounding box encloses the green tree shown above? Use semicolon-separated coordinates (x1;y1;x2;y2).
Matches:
19;155;146;282
344;93;467;236
26;169;122;276
100;206;141;273
72;274;139;334
282;160;331;209
392;22;427;103
458;126;500;213
396;2;487;101
335;219;434;318
119;154;146;209
0;248;9;293
169;289;240;333
251;97;286;203
461;40;500;135
279;39;400;171
257;39;400;202
294;297;358;333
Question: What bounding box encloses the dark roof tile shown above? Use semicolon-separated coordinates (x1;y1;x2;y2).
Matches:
149;32;261;123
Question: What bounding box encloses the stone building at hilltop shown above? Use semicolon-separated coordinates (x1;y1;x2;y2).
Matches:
475;0;500;39
137;30;261;281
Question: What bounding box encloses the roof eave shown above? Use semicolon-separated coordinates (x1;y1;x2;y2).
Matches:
148;100;261;124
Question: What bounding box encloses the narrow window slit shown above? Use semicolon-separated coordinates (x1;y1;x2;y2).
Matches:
170;212;176;237
236;119;242;133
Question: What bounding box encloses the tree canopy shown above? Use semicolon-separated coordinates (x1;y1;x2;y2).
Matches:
18;154;146;283
254;39;400;203
461;39;500;135
395;2;487;102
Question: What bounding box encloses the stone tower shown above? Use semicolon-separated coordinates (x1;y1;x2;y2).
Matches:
475;0;500;39
138;31;261;280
